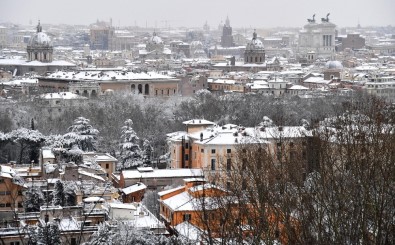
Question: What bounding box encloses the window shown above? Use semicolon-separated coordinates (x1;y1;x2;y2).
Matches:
242;180;247;190
183;213;191;221
71;238;77;245
106;163;109;169
227;149;231;154
226;159;232;171
201;149;204;153
211;149;216;154
211;159;216;170
0;179;4;183
185;154;189;161
290;151;296;161
242;158;247;170
10;242;20;245
185;143;189;148
226;181;231;190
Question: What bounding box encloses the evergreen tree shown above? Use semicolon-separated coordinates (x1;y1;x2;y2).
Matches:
63;117;99;151
29;118;40;164
24;187;44;212
64;181;77;206
119;119;142;169
9;128;45;164
36;221;61;245
52;180;64;206
142;139;153;166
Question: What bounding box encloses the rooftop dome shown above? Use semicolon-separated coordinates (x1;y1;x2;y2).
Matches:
29;32;52;46
29;21;52;46
325;60;343;70
246;30;264;50
150;32;163;44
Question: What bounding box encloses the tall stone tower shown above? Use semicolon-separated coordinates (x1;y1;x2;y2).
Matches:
220;16;234;47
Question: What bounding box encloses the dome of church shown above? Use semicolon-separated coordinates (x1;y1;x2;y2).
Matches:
150;32;163;44
246;30;264;50
249;38;264;49
29;32;52;46
325;60;343;70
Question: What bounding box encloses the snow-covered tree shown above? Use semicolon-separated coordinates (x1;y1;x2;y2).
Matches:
119;119;142;169
36;221;61;245
63;117;99;152
64;181;77;206
142;139;153;166
24;187;44;212
9;128;45;164
85;222;114;245
52;180;64;206
44;134;66;149
258;116;275;127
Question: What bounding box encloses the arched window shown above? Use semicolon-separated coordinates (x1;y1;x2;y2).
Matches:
91;90;97;97
145;84;149;95
83;90;88;97
131;84;136;93
75;90;79;95
138;84;142;94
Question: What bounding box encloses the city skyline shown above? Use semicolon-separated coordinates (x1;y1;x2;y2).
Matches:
1;0;395;28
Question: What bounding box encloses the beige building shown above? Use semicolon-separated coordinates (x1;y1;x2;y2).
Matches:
38;70;180;97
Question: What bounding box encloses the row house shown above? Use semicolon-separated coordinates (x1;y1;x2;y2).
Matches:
167;120;314;185
159;178;292;243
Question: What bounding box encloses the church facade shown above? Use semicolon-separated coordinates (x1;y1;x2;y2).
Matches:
26;21;53;62
244;30;265;64
0;21;75;76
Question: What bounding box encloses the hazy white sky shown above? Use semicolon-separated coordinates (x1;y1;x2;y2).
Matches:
1;0;394;28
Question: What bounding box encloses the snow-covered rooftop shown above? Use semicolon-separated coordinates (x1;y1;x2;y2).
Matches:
108;202;137;210
175;221;203;241
122;183;147;195
122;168;203;180
42;149;55;159
78;170;106;182
182;119;215;126
39;92;88;100
158;186;185;197
45;70;175;81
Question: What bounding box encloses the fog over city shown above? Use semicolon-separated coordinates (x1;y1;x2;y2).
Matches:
2;0;395;27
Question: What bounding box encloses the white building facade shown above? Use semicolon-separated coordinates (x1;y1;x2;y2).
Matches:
298;14;336;60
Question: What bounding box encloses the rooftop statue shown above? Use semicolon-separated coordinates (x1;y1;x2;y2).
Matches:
321;13;330;22
307;14;316;23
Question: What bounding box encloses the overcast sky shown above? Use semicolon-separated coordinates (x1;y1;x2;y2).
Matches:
1;0;394;29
